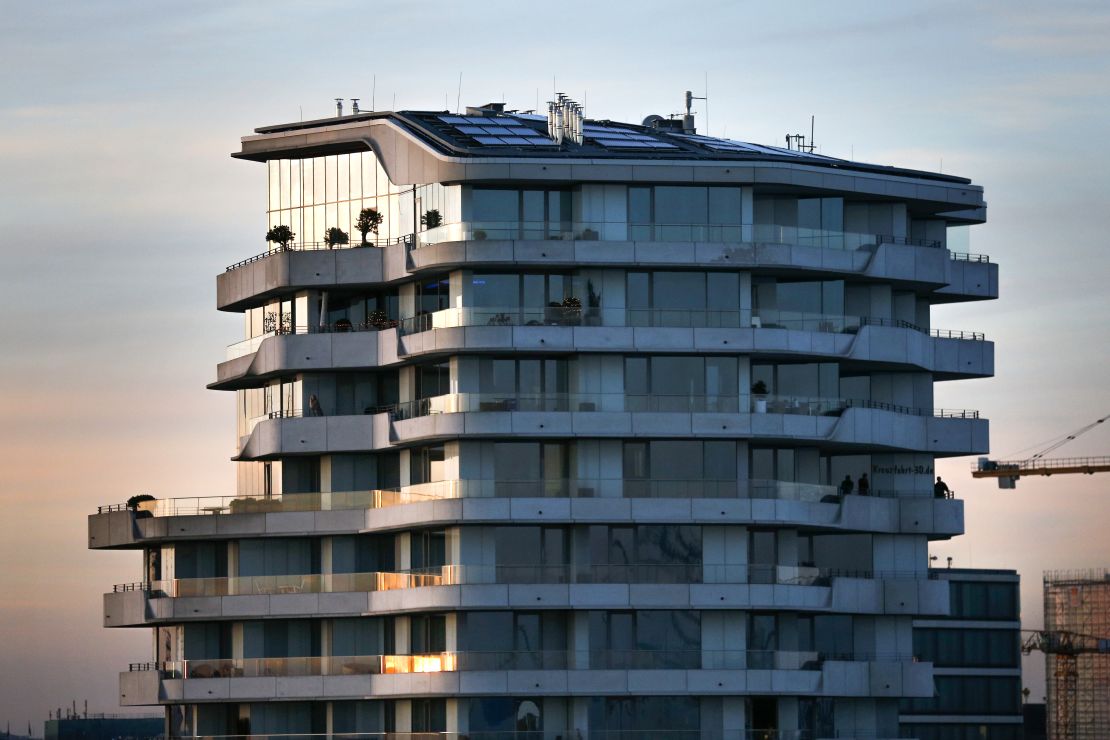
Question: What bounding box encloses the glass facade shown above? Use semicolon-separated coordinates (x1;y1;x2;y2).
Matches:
266;153;454;247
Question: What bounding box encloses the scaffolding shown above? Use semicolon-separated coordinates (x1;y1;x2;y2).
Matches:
1044;570;1110;739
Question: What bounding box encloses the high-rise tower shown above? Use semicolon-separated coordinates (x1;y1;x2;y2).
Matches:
90;100;997;739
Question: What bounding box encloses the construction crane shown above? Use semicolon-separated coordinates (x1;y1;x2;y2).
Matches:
1022;629;1110;740
971;413;1110;488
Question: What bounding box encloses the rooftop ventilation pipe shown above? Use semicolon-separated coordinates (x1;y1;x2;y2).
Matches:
335;98;344;117
351;99;360;114
547;94;584;144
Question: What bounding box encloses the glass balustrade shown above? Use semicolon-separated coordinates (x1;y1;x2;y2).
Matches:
416;221;939;250
121;563;850;598
145;648;875;679
99;477;941;518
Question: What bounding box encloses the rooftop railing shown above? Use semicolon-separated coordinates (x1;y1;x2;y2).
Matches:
97;478;948;520
949;251;990;263
416;221;942;250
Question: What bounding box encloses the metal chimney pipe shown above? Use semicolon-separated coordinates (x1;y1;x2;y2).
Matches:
547;101;555;139
335;98;344;117
576;107;585;144
351;99;360;114
553;107;565;144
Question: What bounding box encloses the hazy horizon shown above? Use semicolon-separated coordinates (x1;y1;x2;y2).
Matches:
2;0;1110;730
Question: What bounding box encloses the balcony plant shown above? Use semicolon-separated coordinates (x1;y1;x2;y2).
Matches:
751;380;769;414
355;208;383;246
560;296;582;326
324;227;350;249
420;209;442;230
265;224;295;251
367;309;391;330
126;493;156;518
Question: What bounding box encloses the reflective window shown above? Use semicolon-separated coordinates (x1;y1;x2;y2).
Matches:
242;619;319;658
914;627;1020;667
949;581;1020;619
588;611;700;668
901;676;1022;715
331;535;394;574
331;618;386;657
626;271;742;327
238;538;319;577
331;702;384;735
589;696;699;733
468;698;542;735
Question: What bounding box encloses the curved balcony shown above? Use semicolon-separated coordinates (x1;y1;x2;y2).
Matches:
211;311;991;392
224;398;985;461
105;569;949;626
120;650;932;705
216;224;995;313
90;480;963;550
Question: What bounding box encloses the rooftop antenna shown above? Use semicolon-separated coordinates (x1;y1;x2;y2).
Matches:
684;89;706;134
455;72;463;114
392;92;396;111
704;72;709;137
372;74;376;112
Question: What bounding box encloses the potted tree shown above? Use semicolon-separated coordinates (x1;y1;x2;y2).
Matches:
751;380;769;413
420;209;442;230
324;227;350;249
265;225;295;251
126;493;156;518
355;208;383;246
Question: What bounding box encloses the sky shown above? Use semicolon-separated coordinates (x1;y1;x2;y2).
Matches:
1;0;1109;730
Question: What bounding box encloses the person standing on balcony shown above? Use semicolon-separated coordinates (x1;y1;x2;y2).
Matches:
308;394;324;417
858;474;870;496
934;476;950;499
839;474;854;496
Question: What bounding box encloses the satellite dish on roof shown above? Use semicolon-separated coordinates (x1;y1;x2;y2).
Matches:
642;114;665;128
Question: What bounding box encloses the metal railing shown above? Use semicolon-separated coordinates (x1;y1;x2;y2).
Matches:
416;220;941;250
226;236;412;272
949;251;990;263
